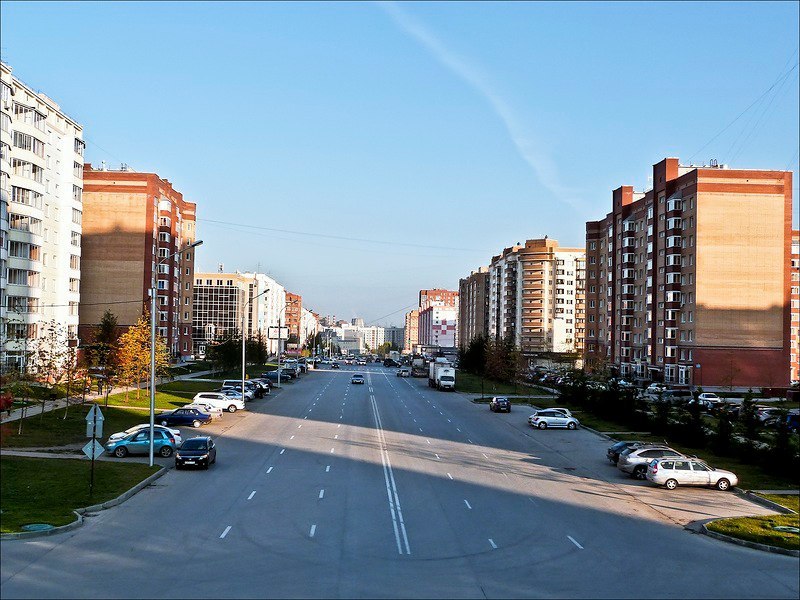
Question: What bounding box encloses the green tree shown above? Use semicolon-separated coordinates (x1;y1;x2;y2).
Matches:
459;334;487;375
713;413;734;455
739;389;759;445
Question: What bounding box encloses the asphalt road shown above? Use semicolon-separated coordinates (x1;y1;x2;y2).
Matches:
1;366;798;599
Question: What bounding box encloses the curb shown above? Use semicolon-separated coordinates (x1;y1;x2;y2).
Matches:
1;466;167;541
699;522;800;558
734;490;798;515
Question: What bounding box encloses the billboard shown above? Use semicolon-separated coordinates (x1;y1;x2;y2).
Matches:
268;326;290;340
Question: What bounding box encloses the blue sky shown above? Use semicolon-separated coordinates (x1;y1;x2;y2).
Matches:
2;1;798;325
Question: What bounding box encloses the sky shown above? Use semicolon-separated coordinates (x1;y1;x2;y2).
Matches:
2;1;798;326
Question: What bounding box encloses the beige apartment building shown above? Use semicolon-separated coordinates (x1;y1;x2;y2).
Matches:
403;309;419;354
79;164;197;360
458;267;489;349
488;238;585;356
585;157;794;389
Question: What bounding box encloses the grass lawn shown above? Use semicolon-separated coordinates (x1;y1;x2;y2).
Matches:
0;456;159;533
456;372;547;396
212;364;279;379
0;406;152;449
706;494;799;551
157;380;223;394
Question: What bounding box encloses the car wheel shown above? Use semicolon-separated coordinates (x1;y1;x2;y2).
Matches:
192;420;202;428
716;478;731;491
633;465;647;480
537;422;547;429
160;420;169;426
507;407;511;413
175;463;182;470
228;405;237;413
567;422;576;430
114;446;128;458
159;446;173;458
665;478;678;490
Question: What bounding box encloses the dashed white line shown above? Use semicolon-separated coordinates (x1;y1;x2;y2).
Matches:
309;524;317;537
220;526;232;539
330;448;335;453
334;434;339;439
447;473;453;480
419;428;423;432
266;466;273;474
488;539;497;549
326;465;331;472
567;536;584;550
464;499;472;509
482;453;488;459
280;448;286;454
319;489;325;499
297;424;302;428
247;491;256;500
426;439;431;444
457;428;461;432
467;439;473;444
337;424;341;428
447;419;451;423
435;453;440;460
290;435;295;440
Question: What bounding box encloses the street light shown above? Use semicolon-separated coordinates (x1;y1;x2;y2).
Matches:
149;239;203;467
275;298;297;389
243;288;270;399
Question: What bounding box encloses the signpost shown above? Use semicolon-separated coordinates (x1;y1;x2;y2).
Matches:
84;404;105;496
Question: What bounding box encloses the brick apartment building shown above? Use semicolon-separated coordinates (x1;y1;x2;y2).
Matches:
488;238;585;356
458;267;489;349
403;309;419;354
79;164;197;360
284;291;302;342
791;230;799;383
419;288;458;310
584;157;793;389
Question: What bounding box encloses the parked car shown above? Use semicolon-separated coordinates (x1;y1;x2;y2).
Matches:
756;406;783;423
193;392;245;413
156;407;213;428
175;436;217;470
249;378;272;394
107;424;182;447
606;440;646;465
105;428;177;458
645;383;668;395
351;373;365;385
221;381;256;400
260;369;293;382
617;445;687;479
331;362;340;369
183;402;223;420
646;458;738;491
218;389;248;404
396;367;411;377
528;408;572;425
528;410;580;430
489;397;511;413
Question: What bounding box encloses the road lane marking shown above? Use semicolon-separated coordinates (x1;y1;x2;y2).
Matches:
267;466;273;473
319;489;325;499
435;454;440;460
326;465;330;472
220;526;232;539
290;435;295;440
568;536;584;550
297;424;302;428
447;473;453;480
447;419;451;423
457;428;461;432
310;524;317;538
340;415;343;420
468;439;473;444
488;539;497;549
337;424;341;428
335;434;339;439
280;448;286;454
330;448;335;453
370;393;411;555
464;500;472;509
482;453;488;459
248;491;256;500
426;439;431;444
502;472;509;479
419;428;423;432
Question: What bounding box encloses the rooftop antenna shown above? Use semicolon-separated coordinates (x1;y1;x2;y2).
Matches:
217;263;224;273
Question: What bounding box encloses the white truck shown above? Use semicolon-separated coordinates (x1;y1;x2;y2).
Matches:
428;358;456;390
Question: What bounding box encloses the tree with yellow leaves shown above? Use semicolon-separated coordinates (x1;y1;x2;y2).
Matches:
116;312;170;401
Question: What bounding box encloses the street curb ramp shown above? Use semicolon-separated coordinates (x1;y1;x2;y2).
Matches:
1;467;168;541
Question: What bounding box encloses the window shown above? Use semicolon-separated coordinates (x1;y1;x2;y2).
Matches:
71;231;81;247
13;131;45;157
73;185;82;203
157;281;167;290
184;297;190;305
72;208;82;225
11;186;43;208
158;232;171;243
9;214;42;234
74;138;85;156
69;278;80;293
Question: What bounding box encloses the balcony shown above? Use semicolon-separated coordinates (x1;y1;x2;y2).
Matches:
666;235;682;249
622;252;635;264
666;198;683;213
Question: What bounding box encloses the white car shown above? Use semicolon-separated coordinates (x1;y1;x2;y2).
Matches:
528;410;580;430
527;407;572;426
646;458;738;491
193;392;245;413
183;402;223;420
107;424;182;446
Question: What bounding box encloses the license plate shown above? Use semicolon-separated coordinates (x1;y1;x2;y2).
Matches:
184;460;195;464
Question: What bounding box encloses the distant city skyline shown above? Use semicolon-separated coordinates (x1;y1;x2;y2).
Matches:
2;1;797;322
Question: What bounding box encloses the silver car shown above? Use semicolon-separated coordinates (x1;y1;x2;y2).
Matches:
617;446;687;479
528;410;580;430
646;458;738;491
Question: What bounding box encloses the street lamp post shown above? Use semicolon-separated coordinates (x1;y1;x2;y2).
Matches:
150;239;203;467
275;299;297;389
243;288;270;400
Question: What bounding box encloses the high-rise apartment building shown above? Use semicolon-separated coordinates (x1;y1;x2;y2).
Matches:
791;230;799;384
79;164;197;360
458;267;489;349
419;289;459;310
418;305;458;348
584;158;793;388
1;62;84;370
403;309;419;354
383;326;405;350
488;239;585;355
284;292;302;341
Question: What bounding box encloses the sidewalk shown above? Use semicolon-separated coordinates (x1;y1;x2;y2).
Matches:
1;369;221;425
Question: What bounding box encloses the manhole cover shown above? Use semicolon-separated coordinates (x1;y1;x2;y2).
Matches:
21;523;54;532
772;526;800;534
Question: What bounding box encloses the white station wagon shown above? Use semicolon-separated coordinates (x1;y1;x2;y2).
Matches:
646;458;738;491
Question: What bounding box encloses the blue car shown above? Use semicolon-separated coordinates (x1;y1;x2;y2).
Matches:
105;428;177;458
156;407;212;428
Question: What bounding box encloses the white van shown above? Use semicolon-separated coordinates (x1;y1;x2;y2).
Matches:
193;392;245;413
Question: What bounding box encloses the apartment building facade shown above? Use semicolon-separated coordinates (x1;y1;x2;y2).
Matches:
192;272;252;357
403;309;419;354
383;326;405;350
791;230;799;383
584;157;793;388
419;288;459;310
1;63;84;370
458;267;489;349
284;292;302;341
418;305;458;348
80;164;197;360
488;239;585;356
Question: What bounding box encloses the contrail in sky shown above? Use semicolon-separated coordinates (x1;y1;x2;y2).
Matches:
379;1;586;214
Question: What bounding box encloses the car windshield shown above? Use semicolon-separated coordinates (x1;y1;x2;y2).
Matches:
610;442;627;450
181;439;208;451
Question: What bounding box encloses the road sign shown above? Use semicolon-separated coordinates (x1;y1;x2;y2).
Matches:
82;439;105;460
85;404;104;438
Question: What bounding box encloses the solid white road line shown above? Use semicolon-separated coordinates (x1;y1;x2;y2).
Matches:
220;526;232;539
464;499;472;509
319;489;325;499
267;466;273;473
488;539;497;549
248;491;256;500
280;448;286;454
310;524;317;538
567;536;584;550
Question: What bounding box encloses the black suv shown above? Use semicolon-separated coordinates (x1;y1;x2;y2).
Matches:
489;397;511;413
